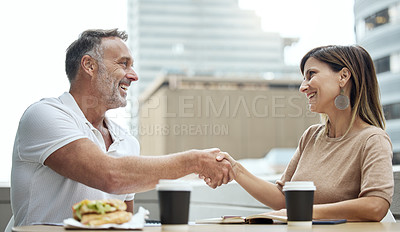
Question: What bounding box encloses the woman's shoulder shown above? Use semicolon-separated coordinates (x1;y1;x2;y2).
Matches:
357;125;389;138
350;126;392;150
303;124;324;136
297;124;325;143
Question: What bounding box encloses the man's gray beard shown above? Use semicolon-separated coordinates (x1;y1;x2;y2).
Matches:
96;64;127;109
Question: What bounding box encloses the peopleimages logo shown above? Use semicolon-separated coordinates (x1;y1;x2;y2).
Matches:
104;93;317;136
137;95;317;119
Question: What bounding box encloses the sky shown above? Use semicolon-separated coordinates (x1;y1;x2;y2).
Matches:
0;0;355;182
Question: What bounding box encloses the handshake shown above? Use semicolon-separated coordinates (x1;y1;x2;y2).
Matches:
192;148;237;189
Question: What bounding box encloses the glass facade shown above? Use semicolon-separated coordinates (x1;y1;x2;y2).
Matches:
356;2;400;39
127;0;299;94
126;0;300;135
355;0;400;165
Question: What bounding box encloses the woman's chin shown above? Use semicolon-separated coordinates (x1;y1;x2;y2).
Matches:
308;105;317;112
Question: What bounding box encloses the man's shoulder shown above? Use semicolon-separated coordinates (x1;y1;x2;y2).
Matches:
22;96;62;116
23;93;76;116
20;93;82;128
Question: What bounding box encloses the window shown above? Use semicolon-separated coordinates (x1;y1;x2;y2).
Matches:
383;102;400;120
374;56;390;74
374;52;400;74
393;152;400;165
365;8;389;31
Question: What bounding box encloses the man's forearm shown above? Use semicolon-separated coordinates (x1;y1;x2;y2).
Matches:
108;148;232;193
45;138;230;194
106;151;199;194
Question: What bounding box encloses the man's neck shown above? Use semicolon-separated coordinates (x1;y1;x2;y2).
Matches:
70;91;108;130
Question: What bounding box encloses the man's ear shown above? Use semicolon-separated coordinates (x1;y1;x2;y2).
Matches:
81;55;97;76
339;67;351;87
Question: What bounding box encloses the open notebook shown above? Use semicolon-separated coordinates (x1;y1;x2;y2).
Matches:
195;213;287;224
196;213;346;225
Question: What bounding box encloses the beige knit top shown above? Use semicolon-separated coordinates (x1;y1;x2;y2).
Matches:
276;124;394;205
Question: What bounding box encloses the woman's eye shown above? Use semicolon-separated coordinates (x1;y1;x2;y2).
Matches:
308;71;316;79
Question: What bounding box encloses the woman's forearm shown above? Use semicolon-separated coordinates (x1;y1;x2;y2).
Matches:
313;196;389;222
233;162;286;210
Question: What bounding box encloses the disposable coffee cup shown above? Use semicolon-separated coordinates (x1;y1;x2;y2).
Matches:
156;179;192;225
283;181;316;227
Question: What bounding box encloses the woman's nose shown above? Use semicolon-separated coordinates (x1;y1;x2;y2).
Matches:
299;80;308;93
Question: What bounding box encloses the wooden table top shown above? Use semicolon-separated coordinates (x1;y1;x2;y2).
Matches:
12;222;400;232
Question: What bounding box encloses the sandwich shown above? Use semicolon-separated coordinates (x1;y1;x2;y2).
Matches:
72;199;132;226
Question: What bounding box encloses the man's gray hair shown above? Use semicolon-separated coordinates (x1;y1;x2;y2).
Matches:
65;28;128;83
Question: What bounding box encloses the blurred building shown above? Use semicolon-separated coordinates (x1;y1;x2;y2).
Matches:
354;0;400;164
137;75;319;159
126;0;299;94
126;0;300;134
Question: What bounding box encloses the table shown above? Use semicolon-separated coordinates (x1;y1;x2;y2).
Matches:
11;223;400;232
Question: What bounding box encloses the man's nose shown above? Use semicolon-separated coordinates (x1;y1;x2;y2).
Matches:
126;67;138;81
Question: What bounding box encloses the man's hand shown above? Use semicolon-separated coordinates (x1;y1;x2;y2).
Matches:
217;151;238;172
195;149;234;189
196;149;235;188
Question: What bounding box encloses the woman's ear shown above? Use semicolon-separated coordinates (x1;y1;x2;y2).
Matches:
81;55;97;77
339;67;351;87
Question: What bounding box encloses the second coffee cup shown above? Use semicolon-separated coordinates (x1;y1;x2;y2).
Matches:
156;179;192;225
283;181;316;227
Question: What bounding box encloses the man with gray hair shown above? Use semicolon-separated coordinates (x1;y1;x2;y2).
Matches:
11;29;233;226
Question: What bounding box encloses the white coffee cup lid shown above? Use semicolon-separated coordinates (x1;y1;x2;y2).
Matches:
282;181;316;191
156;179;192;191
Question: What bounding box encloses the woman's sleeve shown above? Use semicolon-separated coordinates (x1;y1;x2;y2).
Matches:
359;133;394;204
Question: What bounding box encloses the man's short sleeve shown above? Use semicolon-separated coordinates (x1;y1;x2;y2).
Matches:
16;101;87;164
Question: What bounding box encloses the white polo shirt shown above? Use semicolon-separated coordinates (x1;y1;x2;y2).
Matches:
11;92;140;226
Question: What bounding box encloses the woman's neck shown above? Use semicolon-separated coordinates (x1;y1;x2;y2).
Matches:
327;115;369;138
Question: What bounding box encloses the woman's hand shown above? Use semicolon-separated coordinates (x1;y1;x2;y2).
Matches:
198;151;236;185
203;151;286;210
216;152;238;172
265;209;287;217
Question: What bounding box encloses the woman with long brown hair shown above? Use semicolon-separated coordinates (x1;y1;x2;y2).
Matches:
223;45;393;221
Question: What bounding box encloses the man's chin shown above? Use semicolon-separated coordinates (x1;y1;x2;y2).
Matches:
119;100;127;108
107;99;127;110
115;102;127;109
